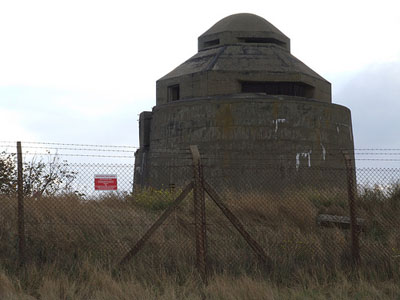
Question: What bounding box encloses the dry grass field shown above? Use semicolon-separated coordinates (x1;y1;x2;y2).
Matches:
1;264;400;299
1;184;400;299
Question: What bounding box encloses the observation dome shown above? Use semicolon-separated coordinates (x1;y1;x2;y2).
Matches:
157;13;330;105
198;13;290;51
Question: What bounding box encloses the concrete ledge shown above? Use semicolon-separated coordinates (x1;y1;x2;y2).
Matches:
317;214;366;230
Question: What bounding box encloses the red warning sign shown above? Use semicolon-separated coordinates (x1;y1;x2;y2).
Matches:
94;174;117;190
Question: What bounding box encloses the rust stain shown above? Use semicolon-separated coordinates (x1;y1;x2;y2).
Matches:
315;118;321;145
323;108;331;128
223;150;231;167
216;104;234;139
272;102;280;120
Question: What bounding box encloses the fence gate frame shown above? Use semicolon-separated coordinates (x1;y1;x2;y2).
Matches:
118;145;269;283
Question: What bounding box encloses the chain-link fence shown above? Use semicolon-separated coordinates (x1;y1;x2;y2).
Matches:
201;166;400;276
1;142;400;282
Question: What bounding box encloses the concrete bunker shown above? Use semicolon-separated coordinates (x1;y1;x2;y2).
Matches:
134;13;355;191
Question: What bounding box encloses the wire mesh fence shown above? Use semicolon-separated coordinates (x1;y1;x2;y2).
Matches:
1;142;400;281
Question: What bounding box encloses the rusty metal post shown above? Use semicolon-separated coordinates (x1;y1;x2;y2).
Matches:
118;182;193;267
17;141;25;266
343;151;360;264
204;181;271;266
190;145;208;284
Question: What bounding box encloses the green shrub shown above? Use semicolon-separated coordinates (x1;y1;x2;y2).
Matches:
129;187;182;211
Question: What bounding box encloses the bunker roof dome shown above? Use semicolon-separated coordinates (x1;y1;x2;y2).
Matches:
198;13;290;52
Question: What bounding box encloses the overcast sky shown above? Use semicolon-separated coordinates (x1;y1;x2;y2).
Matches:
1;0;399;160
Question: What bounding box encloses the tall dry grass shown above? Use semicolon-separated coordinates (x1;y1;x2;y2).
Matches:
1;184;400;298
1;262;400;299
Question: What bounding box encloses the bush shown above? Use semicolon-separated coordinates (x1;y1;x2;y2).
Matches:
129;187;182;211
0;151;78;197
0;152;16;194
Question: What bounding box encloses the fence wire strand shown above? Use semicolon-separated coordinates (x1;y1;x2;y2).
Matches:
1;144;400;278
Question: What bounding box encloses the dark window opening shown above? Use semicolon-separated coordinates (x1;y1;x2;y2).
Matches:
203;39;220;47
168;84;180;101
238;37;286;47
241;81;314;98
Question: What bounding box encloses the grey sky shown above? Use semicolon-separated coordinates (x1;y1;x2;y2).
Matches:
1;0;399;167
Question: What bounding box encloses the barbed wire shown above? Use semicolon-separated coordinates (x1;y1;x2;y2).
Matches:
200;157;400;162
1;145;138;153
0;141;138;149
2;151;400;161
0;151;135;159
68;162;134;167
2;141;400;152
1;141;400;162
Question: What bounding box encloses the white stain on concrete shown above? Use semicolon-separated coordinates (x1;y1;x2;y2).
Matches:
336;123;353;141
273;118;286;133
349;127;353;141
320;143;326;161
296;150;312;170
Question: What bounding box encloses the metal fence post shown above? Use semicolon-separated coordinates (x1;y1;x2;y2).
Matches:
343;151;360;264
17;141;25;266
190;145;208;284
203;181;271;267
118;183;193;267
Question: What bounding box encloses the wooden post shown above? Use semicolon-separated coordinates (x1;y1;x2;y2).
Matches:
17;141;25;266
343;151;360;264
190;145;208;284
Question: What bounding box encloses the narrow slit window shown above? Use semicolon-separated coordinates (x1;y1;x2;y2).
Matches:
168;84;180;101
241;81;314;98
238;37;286;47
203;39;220;48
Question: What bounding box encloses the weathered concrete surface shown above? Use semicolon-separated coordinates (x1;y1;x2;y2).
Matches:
157;13;330;105
135;95;353;190
157;44;331;105
134;13;355;191
198;13;290;51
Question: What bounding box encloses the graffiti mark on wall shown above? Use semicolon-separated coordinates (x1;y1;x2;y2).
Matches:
273;118;286;133
296;150;312;170
320;143;326;161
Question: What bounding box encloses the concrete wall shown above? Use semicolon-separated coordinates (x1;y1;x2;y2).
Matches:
134;95;354;191
156;44;331;106
157;70;331;105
